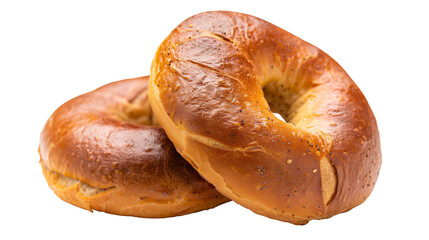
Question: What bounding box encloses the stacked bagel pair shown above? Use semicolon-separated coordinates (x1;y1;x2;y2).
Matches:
39;11;381;225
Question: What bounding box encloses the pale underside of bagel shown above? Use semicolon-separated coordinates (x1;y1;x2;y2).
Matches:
41;163;225;218
149;11;381;224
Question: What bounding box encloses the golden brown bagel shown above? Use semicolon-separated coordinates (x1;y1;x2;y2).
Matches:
149;11;381;224
39;76;228;218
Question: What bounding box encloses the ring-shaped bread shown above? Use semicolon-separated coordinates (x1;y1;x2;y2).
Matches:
39;76;229;218
149;11;381;224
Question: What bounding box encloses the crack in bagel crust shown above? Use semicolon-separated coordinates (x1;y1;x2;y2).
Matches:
149;11;381;224
42;164;115;197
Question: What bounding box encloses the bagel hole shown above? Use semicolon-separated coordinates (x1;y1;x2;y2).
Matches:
116;87;160;126
262;82;300;123
116;107;159;126
262;79;313;125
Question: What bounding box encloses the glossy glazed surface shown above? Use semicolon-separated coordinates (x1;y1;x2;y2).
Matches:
39;76;229;217
150;11;381;224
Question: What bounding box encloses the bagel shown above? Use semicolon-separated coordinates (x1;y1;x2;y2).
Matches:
39;76;229;218
149;11;381;224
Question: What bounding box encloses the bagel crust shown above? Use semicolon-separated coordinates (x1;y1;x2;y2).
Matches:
149;11;381;224
39;76;229;218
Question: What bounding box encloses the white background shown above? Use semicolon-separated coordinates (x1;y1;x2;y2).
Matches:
1;0;428;239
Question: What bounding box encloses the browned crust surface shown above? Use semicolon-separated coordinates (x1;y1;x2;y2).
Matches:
39;76;229;217
150;11;381;224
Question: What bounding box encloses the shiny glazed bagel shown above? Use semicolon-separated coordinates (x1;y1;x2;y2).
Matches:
39;76;229;218
149;11;381;224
